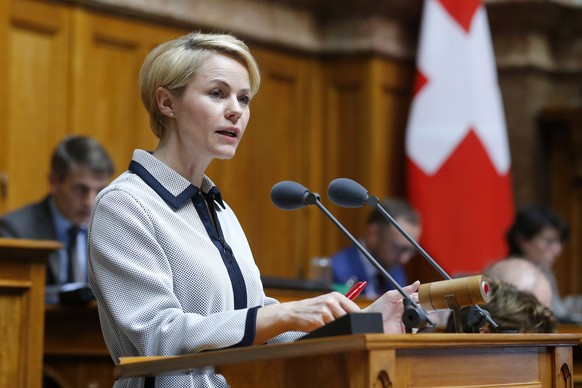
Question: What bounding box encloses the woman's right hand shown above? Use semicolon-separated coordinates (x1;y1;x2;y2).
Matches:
254;291;361;344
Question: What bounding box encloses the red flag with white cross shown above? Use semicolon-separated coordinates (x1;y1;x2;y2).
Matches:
405;0;514;275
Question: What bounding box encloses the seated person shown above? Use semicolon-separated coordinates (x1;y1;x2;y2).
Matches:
331;198;421;298
485;256;552;308
0;135;114;303
505;204;581;322
445;278;558;333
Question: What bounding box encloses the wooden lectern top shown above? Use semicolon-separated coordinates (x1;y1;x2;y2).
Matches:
116;332;582;387
0;237;62;258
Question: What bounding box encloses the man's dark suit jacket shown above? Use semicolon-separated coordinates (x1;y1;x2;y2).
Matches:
0;196;61;284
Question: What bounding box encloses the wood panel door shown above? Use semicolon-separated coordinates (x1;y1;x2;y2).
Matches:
539;104;582;297
318;58;414;261
70;9;187;178
0;0;71;214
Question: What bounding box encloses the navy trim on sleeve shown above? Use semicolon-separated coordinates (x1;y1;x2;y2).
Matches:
229;306;259;348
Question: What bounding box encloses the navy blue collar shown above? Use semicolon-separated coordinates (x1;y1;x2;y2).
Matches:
128;160;225;210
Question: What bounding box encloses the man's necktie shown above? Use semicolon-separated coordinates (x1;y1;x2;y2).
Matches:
66;225;80;283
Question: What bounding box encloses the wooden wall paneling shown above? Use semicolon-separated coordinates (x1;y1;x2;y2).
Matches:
560;114;582;297
367;58;413;199
562;184;582;295
548;120;576;296
562;120;582;296
70;9;186;178
319;59;370;257
0;1;8;214
319;58;414;259
304;58;329;263
1;0;71;213
208;47;313;278
318;57;424;283
70;9;148;178
539;105;582;296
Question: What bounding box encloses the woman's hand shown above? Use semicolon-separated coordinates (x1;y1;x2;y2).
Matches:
282;292;362;331
256;281;420;344
255;292;361;344
363;281;421;334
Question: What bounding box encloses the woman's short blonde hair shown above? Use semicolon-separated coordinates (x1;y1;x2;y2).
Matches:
139;32;261;138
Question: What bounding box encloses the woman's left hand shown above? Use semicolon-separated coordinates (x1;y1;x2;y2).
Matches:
362;280;421;334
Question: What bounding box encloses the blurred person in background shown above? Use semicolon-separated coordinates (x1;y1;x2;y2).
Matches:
445;278;558;333
331;198;422;298
505;204;581;323
0;135;114;303
485;256;552;309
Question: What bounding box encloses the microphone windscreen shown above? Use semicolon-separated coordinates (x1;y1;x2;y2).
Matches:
418;275;491;312
327;178;368;208
271;181;310;210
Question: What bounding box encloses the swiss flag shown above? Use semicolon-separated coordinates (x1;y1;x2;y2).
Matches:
405;0;513;275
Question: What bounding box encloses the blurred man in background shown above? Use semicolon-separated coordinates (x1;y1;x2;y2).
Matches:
0;135;114;303
331;198;422;298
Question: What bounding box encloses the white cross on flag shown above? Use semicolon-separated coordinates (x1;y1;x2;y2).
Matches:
405;0;514;275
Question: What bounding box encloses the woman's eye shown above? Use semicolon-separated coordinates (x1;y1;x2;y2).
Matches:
239;95;251;105
210;89;223;98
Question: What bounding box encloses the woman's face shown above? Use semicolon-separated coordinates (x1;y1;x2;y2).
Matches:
519;226;563;270
170;53;252;162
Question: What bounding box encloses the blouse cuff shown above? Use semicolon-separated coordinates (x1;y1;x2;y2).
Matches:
231;306;259;348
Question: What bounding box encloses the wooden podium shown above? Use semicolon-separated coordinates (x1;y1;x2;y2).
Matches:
116;332;581;387
0;238;60;388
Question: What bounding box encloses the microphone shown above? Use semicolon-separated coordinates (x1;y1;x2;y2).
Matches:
418;275;491;311
270;180;435;330
419;275;493;333
270;180;318;210
327;177;497;331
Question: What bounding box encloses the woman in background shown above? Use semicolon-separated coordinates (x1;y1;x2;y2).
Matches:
505;204;577;322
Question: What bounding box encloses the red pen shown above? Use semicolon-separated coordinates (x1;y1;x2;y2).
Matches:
344;281;367;300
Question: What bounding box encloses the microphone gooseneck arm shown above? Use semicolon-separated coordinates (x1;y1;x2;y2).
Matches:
369;195;497;330
315;201;407;298
313;198;435;329
367;195;451;281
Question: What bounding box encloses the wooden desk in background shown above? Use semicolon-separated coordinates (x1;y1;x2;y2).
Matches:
44;301;114;388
